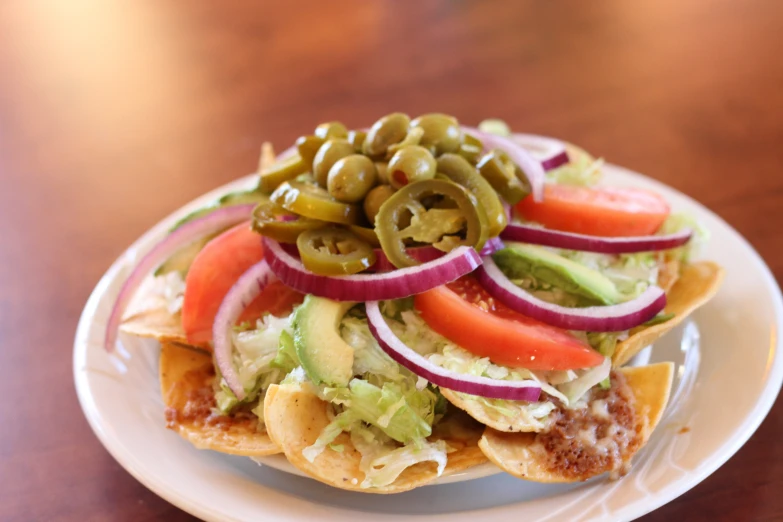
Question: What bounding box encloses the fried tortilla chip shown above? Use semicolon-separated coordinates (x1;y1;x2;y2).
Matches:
439;389;552;434
121;290;193;346
263;383;488;493
159;343;280;456
478;362;673;483
613;261;724;367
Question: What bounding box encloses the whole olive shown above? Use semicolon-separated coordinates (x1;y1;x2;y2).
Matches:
363;185;396;225
296;135;326;169
387;145;437;189
347;129;367;151
327;155;378;203
314;121;349;140
313;139;355;187
411;113;462;155
363;113;410;157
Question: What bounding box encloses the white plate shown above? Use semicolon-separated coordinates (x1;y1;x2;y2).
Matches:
74;164;783;522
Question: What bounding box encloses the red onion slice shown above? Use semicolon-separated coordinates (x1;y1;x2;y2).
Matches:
104;204;255;352
212;260;276;400
501;224;693;254
476;256;666;332
366;302;542;401
510;133;570;171
480;236;505;257
465;127;546;202
264;237;482;301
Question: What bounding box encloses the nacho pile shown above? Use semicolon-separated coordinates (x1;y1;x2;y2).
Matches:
113;116;724;492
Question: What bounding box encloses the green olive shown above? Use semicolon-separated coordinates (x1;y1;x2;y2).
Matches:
363;184;396;224
411;113;462;155
327;154;378;203
375;162;390;184
296;135;326;170
314;121;348;140
347;130;367;151
387;145;437;189
386;126;424;158
363;113;411;157
313;139;355;187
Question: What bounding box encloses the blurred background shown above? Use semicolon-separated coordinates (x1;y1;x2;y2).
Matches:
0;1;781;520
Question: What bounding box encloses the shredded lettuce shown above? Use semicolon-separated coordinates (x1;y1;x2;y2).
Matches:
271;330;300;373
547;156;603;187
302;409;355;462
558;357;611;404
231;314;293;391
659;212;709;262
352;430;448;488
346;379;435;443
341;316;401;380
214;313;297;416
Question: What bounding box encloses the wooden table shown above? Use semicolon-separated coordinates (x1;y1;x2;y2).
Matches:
1;1;781;520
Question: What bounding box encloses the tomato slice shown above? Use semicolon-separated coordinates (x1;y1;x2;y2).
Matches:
516;184;670;237
414;276;603;371
182;222;303;347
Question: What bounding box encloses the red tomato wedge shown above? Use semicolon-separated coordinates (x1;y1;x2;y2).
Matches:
182;222;304;347
414;276;603;371
516;184;670;237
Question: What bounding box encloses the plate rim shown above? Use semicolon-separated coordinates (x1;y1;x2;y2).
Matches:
73;163;783;522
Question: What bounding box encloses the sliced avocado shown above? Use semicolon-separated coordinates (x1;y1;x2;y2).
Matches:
153;235;214;276
169;189;269;232
494;243;623;305
292;295;355;387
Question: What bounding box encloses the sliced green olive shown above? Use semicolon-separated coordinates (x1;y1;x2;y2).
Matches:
313;139;355;187
348;225;381;247
347;130;367;151
258;153;309;194
251;202;327;243
270;181;362;225
327;155;378;203
314;121;348;140
386;126;425;158
477;149;531;205
458;133;484;164
411;113;462;155
296;135;326;170
296;227;376;275
363;184;396;224
387;145;437;189
363;113;410;157
375;179;488;268
437;153;507;237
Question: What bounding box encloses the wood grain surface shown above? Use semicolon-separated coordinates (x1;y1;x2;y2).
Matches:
1;1;781;520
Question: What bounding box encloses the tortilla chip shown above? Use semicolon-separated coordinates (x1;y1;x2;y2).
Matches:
258;142;276;172
439;389;551;434
159;343;280;456
658;258;681;293
478;362;673;483
263;383;488;493
121;289;193;346
613;261;724;367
